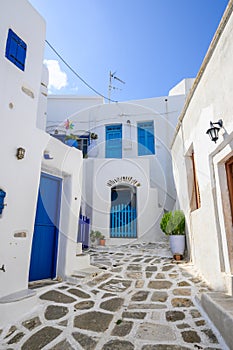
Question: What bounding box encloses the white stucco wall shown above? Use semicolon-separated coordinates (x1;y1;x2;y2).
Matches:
46;82;189;245
41;137;83;278
0;0;83;323
83;158;163;245
168;78;195;97
36;64;49;130
171;4;233;292
48;91;187;209
0;0;47;298
47;95;104;130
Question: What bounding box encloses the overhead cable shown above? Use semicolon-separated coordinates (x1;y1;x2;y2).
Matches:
45;40;118;103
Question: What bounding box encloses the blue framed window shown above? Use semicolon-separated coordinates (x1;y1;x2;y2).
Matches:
5;29;27;71
137;121;155;156
106;124;122;158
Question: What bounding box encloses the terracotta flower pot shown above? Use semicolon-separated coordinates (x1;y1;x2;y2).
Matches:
99;239;105;246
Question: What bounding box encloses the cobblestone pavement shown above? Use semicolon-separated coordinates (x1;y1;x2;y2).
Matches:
0;242;228;349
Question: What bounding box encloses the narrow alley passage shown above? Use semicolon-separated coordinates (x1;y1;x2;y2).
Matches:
0;242;228;349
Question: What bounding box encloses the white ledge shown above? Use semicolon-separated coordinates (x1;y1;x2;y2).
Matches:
0;289;36;304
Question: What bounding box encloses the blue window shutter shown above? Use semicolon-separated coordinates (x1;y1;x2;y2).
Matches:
5;29;27;71
8;35;18;61
17;39;27;70
106;124;122;158
137;121;155;156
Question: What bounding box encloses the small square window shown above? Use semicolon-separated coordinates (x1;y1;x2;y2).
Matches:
5;29;27;71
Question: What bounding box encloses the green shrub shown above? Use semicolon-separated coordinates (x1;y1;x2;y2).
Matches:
172;210;185;235
160;210;185;235
90;230;104;241
160;211;173;235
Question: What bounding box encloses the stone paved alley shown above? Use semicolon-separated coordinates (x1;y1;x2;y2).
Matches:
0;242;229;349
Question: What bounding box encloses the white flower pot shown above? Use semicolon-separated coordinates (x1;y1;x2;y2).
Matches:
169;235;185;255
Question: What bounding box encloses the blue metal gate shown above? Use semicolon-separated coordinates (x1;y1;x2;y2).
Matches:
110;204;137;238
29;173;62;282
78;214;90;249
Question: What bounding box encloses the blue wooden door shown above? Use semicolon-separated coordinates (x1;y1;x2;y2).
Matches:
106;124;122;158
29;173;62;282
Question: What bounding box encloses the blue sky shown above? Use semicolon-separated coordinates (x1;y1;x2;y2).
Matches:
28;0;229;102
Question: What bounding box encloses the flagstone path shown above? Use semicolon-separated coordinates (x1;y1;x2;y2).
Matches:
0;242;228;349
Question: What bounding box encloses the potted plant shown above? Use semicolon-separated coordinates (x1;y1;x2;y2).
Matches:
90;230;105;246
90;230;96;242
90;132;98;140
160;210;185;260
99;234;106;246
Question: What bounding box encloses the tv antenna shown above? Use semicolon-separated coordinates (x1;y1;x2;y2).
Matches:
108;71;125;103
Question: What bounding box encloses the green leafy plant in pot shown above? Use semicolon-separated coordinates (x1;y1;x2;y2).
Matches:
160;210;185;260
99;234;106;246
90;230;105;246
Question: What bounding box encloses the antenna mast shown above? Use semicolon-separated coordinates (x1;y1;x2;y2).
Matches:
108;71;125;103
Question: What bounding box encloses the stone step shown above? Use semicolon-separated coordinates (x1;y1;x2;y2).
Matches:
201;292;233;350
75;253;91;269
67;265;102;284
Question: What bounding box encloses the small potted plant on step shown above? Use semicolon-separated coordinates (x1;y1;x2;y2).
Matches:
99;234;106;246
160;210;185;260
90;230;105;246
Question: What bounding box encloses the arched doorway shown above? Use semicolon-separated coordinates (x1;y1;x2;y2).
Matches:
110;185;137;238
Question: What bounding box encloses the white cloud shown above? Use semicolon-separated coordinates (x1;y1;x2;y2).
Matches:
44;59;68;92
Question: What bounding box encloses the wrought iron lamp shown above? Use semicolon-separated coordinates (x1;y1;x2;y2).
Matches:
206;119;223;143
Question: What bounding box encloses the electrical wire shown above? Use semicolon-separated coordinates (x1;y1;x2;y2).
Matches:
45;39;118;103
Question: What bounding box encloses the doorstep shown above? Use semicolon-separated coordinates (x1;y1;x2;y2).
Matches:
67;265;102;284
201;292;233;350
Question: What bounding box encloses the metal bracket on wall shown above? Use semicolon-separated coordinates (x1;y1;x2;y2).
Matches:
0;265;5;272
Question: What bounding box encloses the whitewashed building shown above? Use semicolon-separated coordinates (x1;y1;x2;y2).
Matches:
171;1;233;295
47;79;194;246
0;0;83;326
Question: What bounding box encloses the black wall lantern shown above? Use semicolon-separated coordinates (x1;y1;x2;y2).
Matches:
206;119;223;143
